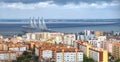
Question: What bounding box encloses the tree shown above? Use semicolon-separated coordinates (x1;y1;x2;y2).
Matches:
88;58;94;62
83;54;94;62
23;51;29;56
115;59;120;62
17;51;32;62
27;54;32;58
17;56;26;62
23;59;30;62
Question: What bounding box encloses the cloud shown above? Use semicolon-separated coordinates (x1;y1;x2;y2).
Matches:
63;2;119;9
0;1;58;9
0;0;119;9
0;0;119;4
89;2;119;8
0;2;34;9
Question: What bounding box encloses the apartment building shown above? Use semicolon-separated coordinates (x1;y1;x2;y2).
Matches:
0;51;16;61
26;32;64;44
64;34;76;45
7;43;28;56
75;40;108;62
89;47;108;62
94;31;103;36
34;42;83;62
112;43;120;59
56;48;83;62
78;41;92;57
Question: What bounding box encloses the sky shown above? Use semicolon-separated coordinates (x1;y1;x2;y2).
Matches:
0;0;120;19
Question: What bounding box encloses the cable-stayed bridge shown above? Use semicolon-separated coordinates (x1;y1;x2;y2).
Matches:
22;17;51;33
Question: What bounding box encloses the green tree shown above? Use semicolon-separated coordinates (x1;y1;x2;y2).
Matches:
115;59;120;62
23;51;29;56
88;58;94;62
26;54;32;58
17;56;26;62
17;51;32;62
83;54;94;62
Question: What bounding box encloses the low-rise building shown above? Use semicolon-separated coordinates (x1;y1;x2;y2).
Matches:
10;37;23;43
0;43;8;51
94;31;103;36
8;43;28;56
97;36;106;41
26;32;64;44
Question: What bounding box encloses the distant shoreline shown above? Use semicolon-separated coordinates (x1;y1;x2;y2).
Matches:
0;21;117;24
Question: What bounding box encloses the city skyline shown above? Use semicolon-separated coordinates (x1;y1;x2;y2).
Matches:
0;1;120;62
0;0;120;19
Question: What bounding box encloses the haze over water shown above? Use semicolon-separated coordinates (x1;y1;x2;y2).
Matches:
0;19;119;36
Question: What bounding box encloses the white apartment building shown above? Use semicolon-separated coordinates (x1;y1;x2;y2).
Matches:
9;46;27;52
84;30;92;36
0;51;16;61
79;43;92;57
79;44;87;55
88;40;101;48
56;52;83;62
8;43;27;52
89;48;108;62
87;36;106;48
26;32;64;44
89;49;100;62
64;34;76;45
97;36;106;41
42;50;52;59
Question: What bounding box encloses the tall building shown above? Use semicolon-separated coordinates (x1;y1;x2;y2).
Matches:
101;39;120;54
76;40;108;62
34;42;83;62
64;34;76;45
56;48;83;62
112;43;120;59
78;42;92;57
89;47;108;62
84;30;92;36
